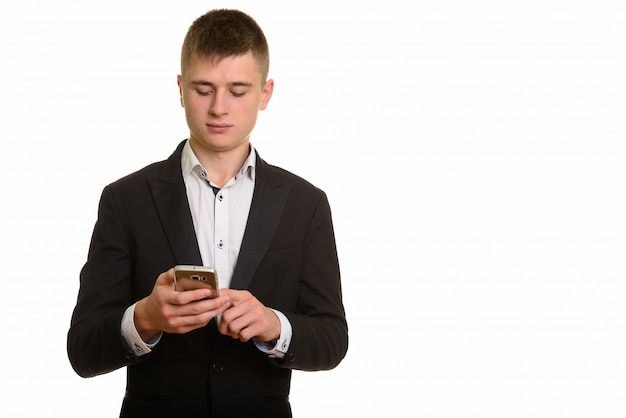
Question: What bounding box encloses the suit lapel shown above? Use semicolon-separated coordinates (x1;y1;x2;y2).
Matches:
145;143;289;288
230;155;291;290
148;141;203;266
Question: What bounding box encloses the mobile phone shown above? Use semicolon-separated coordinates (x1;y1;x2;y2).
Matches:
173;265;219;298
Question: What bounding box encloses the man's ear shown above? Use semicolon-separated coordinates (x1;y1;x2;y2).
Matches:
177;75;184;108
260;79;274;110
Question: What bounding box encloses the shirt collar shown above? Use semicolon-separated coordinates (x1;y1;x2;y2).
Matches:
181;139;256;183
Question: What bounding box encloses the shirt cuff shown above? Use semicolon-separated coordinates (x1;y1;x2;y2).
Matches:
121;302;162;357
254;309;292;359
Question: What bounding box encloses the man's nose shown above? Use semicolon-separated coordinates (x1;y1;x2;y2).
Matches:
209;92;227;115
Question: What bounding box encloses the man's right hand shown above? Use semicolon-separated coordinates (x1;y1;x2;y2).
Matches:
133;268;231;341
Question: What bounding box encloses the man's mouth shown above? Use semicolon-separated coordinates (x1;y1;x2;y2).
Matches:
207;123;231;133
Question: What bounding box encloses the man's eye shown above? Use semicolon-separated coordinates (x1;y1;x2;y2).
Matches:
231;91;246;98
196;90;212;96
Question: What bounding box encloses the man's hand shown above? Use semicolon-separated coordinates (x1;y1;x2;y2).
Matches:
218;289;281;343
134;268;231;341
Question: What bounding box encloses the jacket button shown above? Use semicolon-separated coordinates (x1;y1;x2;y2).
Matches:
212;362;224;373
288;353;296;362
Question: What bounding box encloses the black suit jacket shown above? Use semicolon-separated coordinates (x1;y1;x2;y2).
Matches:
67;140;348;417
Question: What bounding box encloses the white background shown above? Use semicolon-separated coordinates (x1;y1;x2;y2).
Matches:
1;1;625;416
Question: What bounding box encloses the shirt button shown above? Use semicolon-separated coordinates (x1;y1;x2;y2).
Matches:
212;362;224;373
218;193;223;201
218;240;224;249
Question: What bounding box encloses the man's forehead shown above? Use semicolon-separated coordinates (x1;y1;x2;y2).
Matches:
184;53;263;83
187;52;261;73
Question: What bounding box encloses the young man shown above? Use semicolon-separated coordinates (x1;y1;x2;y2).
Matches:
67;9;348;417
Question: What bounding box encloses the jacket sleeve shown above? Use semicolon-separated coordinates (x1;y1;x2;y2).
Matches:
67;185;148;377
279;190;349;371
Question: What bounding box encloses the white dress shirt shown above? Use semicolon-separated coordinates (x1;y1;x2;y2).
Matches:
121;140;292;358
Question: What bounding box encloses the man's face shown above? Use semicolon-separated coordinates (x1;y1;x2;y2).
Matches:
178;52;273;155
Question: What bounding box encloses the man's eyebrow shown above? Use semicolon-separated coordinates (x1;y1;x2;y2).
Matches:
191;80;214;87
190;80;253;87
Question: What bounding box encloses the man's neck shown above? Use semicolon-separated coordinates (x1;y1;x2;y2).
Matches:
189;140;251;188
